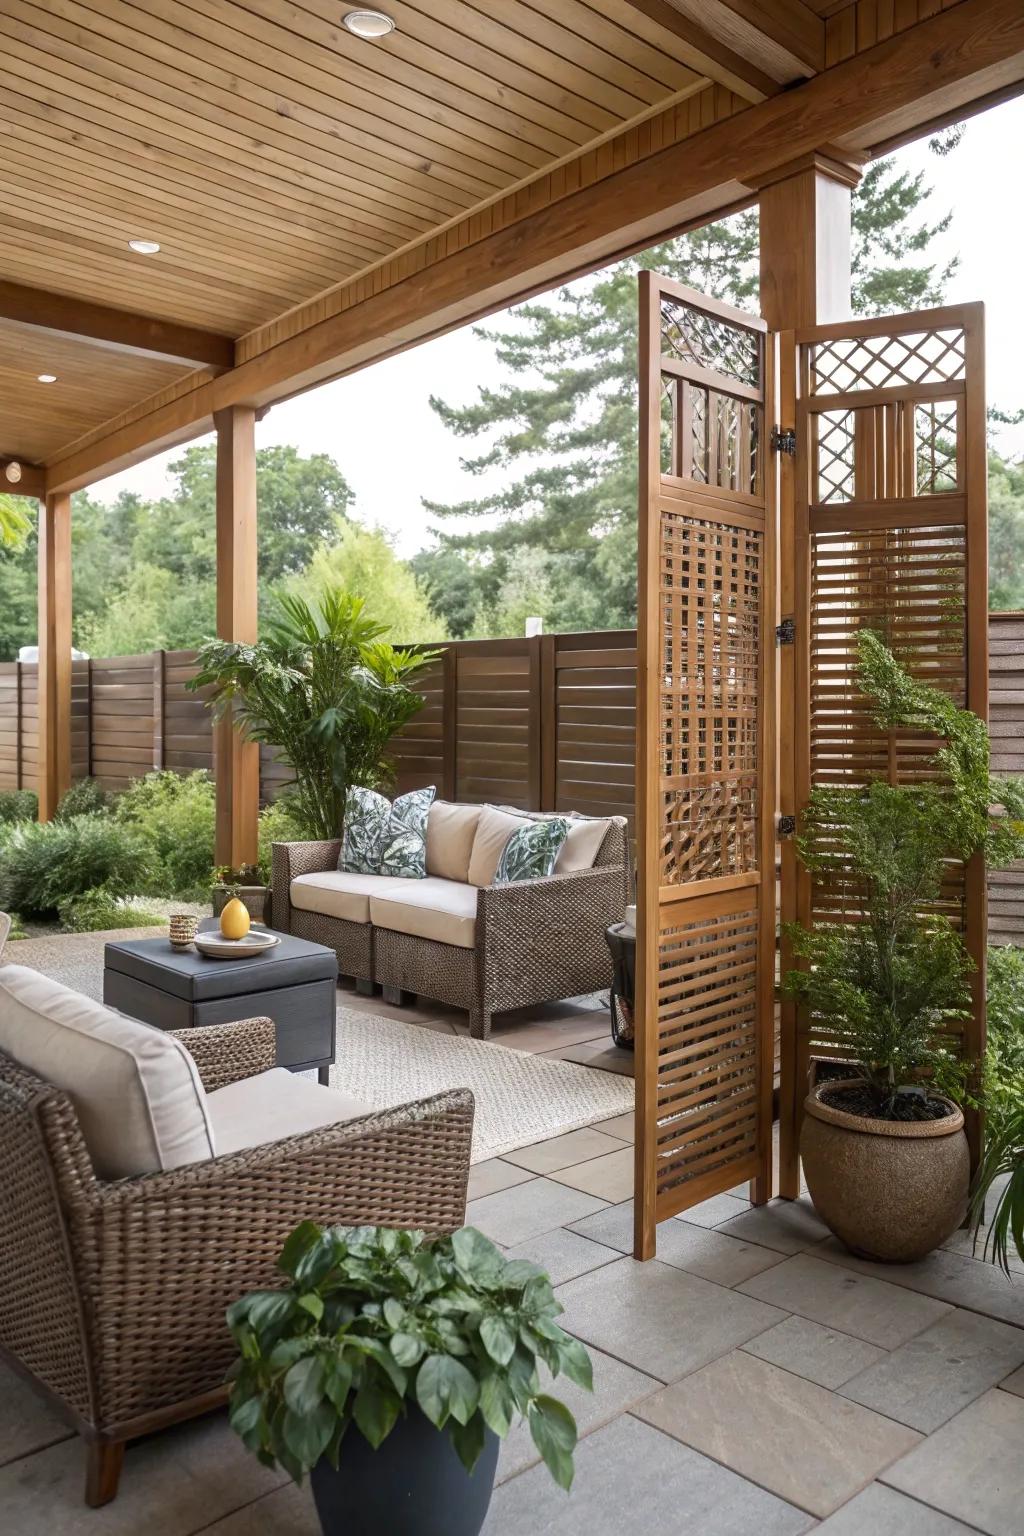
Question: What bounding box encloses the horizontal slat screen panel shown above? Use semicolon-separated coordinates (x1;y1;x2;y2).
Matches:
989;612;1024;945
554;636;637;827
455;646;536;810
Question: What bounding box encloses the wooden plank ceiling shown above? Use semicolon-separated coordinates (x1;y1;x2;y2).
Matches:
0;0;825;467
0;0;1008;477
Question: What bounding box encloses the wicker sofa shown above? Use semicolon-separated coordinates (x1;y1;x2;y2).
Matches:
272;804;630;1038
0;954;473;1507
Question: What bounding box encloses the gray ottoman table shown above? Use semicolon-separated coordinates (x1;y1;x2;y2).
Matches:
103;923;339;1084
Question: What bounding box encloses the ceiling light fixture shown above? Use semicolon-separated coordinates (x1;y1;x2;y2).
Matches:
37;373;58;384
4;461;22;484
342;9;395;38
128;238;161;254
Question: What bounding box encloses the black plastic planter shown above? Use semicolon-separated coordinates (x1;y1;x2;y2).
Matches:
309;1409;499;1536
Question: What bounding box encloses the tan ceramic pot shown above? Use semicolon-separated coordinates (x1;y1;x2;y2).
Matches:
800;1080;970;1264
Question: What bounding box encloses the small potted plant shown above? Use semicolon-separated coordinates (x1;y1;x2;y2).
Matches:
212;864;271;927
785;631;1024;1264
227;1222;592;1536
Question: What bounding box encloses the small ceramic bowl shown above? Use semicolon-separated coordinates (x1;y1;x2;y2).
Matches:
168;913;199;951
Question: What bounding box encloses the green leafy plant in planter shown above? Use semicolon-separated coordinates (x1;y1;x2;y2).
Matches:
227;1222;592;1536
190;589;436;842
784;631;1024;1262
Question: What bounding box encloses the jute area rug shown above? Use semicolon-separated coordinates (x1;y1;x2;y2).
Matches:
6;929;634;1163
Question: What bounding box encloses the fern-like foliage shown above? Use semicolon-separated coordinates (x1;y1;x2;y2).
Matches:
785;631;1024;1118
189;588;438;841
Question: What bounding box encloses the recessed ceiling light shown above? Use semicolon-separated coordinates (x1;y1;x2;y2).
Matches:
37;373;58;384
128;238;161;254
342;9;395;38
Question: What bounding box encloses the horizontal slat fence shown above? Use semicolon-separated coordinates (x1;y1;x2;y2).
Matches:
988;611;1024;945
0;632;639;836
2;621;1015;942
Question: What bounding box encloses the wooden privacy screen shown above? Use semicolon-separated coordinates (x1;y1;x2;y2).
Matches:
0;635;637;823
989;612;1024;945
779;303;988;1191
389;633;636;824
635;273;776;1258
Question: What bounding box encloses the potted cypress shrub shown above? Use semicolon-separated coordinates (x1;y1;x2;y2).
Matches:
227;1222;592;1536
785;632;1024;1264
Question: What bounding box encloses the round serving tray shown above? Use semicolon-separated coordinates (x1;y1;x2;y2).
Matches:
194;930;281;959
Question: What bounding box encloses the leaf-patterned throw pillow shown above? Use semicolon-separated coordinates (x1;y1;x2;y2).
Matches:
379;784;435;878
339;786;392;874
493;816;570;885
339;785;436;879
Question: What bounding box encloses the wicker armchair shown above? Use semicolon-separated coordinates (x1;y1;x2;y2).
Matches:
273;818;629;1037
0;1015;473;1506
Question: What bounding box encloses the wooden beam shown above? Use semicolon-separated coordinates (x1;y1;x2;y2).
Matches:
619;0;781;99
37;491;72;821
0;281;234;371
45;0;1024;496
0;459;45;498
213;406;259;872
664;0;826;80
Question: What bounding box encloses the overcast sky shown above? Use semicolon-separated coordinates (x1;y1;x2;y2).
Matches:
96;95;1024;556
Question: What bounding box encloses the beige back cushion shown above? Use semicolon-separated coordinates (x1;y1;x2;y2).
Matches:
0;963;215;1180
555;817;613;873
426;801;483;883
467;806;526;888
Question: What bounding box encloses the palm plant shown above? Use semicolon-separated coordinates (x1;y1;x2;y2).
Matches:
0;493;30;548
190;589;437;840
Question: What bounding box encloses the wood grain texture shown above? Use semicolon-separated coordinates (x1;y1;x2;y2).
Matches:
40;0;1024;491
36;492;72;820
213;405;259;869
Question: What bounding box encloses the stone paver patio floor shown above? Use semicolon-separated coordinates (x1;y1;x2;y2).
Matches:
2;976;1023;1534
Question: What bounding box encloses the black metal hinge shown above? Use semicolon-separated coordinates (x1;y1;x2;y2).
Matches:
777;815;796;838
770;426;797;456
775;617;795;646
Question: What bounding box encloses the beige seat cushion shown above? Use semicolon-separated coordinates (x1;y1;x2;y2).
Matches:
467;806;526;887
207;1067;371;1157
0;963;214;1179
370;876;478;949
555;816;613;873
291;870;418;925
426;801;483;883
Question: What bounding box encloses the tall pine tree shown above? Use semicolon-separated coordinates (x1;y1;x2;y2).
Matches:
421;155;959;635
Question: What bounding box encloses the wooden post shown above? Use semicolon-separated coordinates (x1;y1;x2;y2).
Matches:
214;406;259;870
758;151;859;1199
37;491;72;820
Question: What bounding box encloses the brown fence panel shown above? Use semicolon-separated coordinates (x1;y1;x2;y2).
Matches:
989;611;1024;945
550;631;636;828
89;654;155;792
0;663;20;791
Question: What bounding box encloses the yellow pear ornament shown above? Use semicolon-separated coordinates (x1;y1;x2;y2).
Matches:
219;896;251;941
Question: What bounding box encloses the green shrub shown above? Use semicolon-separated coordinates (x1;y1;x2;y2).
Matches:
0;815;146;919
58;887;164;933
985;945;1024;1136
56;777;110;820
0;789;37;826
115;771;215;899
257;798;307;884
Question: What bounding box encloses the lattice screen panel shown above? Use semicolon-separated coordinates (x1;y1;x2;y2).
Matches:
780;304;987;1184
659;513;761;884
637;273;773;1252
